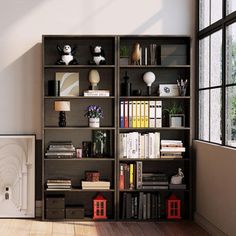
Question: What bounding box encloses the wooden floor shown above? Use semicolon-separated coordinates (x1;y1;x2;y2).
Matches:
0;219;209;236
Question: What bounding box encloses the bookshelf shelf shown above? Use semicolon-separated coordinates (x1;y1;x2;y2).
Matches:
42;35;192;222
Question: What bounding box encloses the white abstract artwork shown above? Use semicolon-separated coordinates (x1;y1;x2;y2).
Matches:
0;135;35;217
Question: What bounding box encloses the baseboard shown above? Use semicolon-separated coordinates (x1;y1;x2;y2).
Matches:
194;212;228;236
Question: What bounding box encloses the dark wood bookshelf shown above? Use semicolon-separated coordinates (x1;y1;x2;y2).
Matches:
42;35;192;222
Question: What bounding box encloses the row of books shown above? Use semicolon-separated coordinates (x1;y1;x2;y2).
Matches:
84;90;110;97
160;140;185;158
120;100;162;128
122;192;165;220
81;181;110;190
46;179;72;191
45;141;76;159
119;132;160;159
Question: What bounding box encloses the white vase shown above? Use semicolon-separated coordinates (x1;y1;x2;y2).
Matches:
89;118;100;128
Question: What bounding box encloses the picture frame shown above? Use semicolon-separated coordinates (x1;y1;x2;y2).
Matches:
56;72;79;96
0;135;35;217
159;84;180;97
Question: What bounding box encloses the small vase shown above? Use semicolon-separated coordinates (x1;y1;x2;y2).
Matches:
89;117;100;128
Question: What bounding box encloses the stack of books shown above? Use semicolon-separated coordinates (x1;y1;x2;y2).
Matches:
45;141;76;159
120;100;162;128
46;179;72;191
81;181;110;190
142;173;169;190
84;90;110;97
119;132;160;159
160;140;185;159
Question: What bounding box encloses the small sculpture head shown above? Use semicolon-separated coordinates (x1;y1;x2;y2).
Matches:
63;45;72;54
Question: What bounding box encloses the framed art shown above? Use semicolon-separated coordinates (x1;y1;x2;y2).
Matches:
56;72;79;96
159;84;180;97
0;135;35;217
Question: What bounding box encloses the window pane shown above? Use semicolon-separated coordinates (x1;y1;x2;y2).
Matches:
226;86;236;147
211;0;222;24
199;37;210;88
199;0;210;30
199;90;210;141
227;0;236;15
226;22;236;84
210;88;222;143
211;30;222;87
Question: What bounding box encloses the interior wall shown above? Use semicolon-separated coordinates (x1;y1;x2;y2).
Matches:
0;0;194;139
194;141;236;236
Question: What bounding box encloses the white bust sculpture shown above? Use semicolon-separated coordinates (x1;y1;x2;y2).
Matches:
170;168;184;184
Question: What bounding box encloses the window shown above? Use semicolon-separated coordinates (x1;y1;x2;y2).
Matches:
198;1;236;147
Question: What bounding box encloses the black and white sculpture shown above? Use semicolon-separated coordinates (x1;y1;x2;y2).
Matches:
89;46;106;65
56;45;78;65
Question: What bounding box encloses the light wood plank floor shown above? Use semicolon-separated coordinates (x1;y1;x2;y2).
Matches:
0;219;209;236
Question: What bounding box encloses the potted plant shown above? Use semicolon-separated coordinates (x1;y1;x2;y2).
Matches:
164;102;185;127
84;105;104;128
120;46;129;65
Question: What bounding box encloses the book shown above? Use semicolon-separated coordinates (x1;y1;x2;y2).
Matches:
136;101;141;128
144;101;149;128
136;161;142;189
122;193;126;219
132;101;137;128
149;101;155;128
129;101;133;128
124;101;129;128
126;193;132;219
169;184;186;189
120;101;124;128
140;101;145;127
155;101;162;128
138;192;144;220
119;164;125;190
143;194;147;220
142;185;168;190
129;164;134;189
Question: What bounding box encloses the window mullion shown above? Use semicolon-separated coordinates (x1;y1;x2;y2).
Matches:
222;24;226;145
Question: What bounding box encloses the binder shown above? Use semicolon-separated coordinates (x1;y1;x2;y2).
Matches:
140;101;145;127
144;101;149;128
130;164;134;189
124;101;129;128
136;101;141;128
154;132;160;158
120;101;124;128
155;101;162;128
119;164;124;190
149;101;155;128
132;101;137;128
129;101;133;128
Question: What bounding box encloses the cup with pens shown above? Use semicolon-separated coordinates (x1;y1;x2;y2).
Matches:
177;79;188;96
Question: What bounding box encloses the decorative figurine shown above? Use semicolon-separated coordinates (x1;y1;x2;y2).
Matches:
166;194;181;219
89;46;106;65
93;193;107;220
89;69;100;90
143;71;156;96
131;43;141;65
170;168;184;184
56;45;78;65
120;71;132;96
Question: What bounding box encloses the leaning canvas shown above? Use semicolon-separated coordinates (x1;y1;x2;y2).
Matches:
0;135;35;217
56;72;79;96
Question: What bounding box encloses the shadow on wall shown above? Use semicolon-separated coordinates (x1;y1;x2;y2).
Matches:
0;0;47;33
0;43;42;137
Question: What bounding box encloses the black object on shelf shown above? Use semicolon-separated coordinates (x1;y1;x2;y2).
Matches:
132;89;142;96
48;80;60;96
121;72;132;96
82;141;92;157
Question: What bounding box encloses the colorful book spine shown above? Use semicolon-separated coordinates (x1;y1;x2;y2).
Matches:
132;101;137;128
140;101;145;128
136;101;141;128
149;101;155;128
155;100;162;128
119;164;124;190
120;101;124;128
144;101;149;128
124;101;129;128
130;163;134;189
129;101;133;128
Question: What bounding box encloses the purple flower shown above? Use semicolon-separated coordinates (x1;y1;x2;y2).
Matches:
84;105;104;118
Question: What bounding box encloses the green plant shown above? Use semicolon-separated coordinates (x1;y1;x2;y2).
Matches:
164;102;184;114
120;46;129;57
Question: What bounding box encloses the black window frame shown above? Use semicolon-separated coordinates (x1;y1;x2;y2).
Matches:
197;0;236;147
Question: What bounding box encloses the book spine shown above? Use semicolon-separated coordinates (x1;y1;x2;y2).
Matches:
155;100;162;128
120;101;124;128
143;194;147;220
129;164;134;189
144;101;149;128
140;134;145;159
129;101;133;128
136;101;141;128
119;164;124;190
138;192;143;220
140;101;145;128
123;134;127;158
132;101;137;128
136;161;142;189
149;101;155;128
144;134;149;159
154;132;160;158
124;101;129;128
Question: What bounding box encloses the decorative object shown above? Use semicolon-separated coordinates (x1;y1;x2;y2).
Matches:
0;135;35;217
170;168;184;184
166;194;181;219
164;102;185;127
76;148;82;158
48;80;60;96
120;46;129;65
89;70;100;90
85;171;100;182
93;193;107;220
120;71;132;96
132;89;142;96
143;71;156;96
55;72;79;96
131;43;141;65
82;141;92;157
54;101;71;127
84;105;104;128
89;46;106;65
144;47;148;65
159;84;179;97
92;130;110;158
177;79;188;96
56;44;78;65
150;44;157;65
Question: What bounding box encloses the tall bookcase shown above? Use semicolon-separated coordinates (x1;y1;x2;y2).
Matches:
42;35;192;221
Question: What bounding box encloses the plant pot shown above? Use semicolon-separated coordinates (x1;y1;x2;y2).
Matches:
169;114;185;127
89;118;100;128
120;57;129;65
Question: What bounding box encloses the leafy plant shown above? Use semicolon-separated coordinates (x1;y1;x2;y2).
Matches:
84;105;104;118
120;46;129;57
164;102;184;114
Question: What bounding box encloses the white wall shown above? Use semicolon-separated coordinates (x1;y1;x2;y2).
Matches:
0;0;194;139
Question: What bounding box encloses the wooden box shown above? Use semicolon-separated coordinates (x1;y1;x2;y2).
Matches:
85;171;100;182
46;197;65;209
46;209;65;219
66;207;84;219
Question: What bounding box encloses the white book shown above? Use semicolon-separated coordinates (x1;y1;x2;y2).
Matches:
144;134;149;159
123;133;127;158
161;147;186;152
148;133;155;159
161;140;182;144
149;101;155;128
140;134;145;159
119;134;124;158
120;101;124;128
134;132;139;158
154;132;160;158
127;133;133;158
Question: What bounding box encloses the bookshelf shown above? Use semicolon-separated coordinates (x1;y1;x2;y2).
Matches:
42;35;192;221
